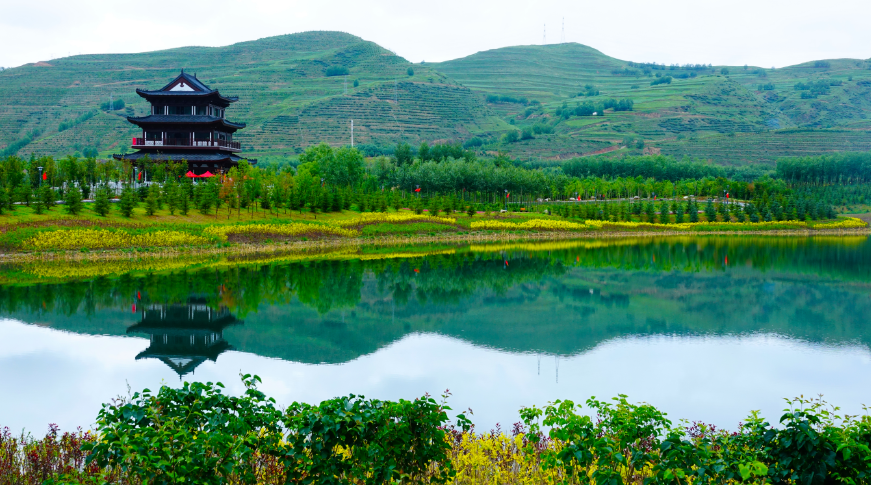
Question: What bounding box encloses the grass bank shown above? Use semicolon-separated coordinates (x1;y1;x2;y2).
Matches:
1;205;867;263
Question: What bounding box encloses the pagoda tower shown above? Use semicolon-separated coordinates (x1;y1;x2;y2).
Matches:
127;297;242;378
114;71;254;173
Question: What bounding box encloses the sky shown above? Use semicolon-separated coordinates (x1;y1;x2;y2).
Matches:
1;0;870;69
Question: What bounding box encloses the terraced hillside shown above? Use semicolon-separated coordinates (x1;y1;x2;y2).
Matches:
433;44;871;165
0;31;505;161
3;32;871;165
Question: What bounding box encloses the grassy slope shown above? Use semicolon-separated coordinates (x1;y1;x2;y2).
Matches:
3;32;871;165
432;44;871;164
0;31;504;161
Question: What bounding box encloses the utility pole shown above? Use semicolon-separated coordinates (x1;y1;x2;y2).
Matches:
543;24;546;44
350;119;354;147
343;76;347;95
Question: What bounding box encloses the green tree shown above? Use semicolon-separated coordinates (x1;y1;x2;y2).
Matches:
38;185;54;213
392;143;413;166
145;184;159;216
644;201;655;222
674;203;685;223
688;200;699;222
166;183;178;215
93;185;111;216
179;188;190;216
119;185;137;218
64;185;83;215
407;67;414;76
704;199;717;221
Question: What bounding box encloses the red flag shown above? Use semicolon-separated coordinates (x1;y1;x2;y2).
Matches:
504;260;509;267
137;171;142;180
726;193;730;199
577;196;580;201
725;256;729;265
414;188;421;192
137;291;141;300
506;192;510;198
414;268;419;273
42;173;47;181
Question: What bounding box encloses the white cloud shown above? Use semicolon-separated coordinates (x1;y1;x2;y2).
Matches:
2;319;870;434
1;0;870;68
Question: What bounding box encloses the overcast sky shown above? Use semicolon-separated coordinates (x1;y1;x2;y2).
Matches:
1;0;870;69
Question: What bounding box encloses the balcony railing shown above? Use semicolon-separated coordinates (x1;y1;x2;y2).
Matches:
133;138;240;150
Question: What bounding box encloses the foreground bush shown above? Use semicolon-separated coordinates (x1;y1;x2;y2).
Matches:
1;378;869;484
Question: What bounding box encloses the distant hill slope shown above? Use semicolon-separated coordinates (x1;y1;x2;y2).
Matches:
432;44;871;165
2;33;871;165
0;31;504;160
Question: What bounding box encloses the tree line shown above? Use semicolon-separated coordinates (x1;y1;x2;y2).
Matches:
0;147;865;218
775;153;871;186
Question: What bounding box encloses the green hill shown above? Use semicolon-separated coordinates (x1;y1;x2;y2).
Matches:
432;44;871;165
0;31;505;161
2;31;871;165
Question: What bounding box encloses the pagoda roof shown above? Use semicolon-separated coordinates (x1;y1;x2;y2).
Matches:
114;150;256;164
134;340;233;377
135;71;238;105
127;114;246;131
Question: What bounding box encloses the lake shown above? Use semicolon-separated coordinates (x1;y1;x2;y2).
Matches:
1;235;870;434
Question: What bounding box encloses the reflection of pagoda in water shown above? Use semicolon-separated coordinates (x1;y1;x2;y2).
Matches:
126;298;242;377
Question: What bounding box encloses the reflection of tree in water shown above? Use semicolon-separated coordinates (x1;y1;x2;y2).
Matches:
126;297;242;377
1;236;870;363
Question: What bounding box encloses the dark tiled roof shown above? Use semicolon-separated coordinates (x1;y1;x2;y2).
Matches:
127;115;246;130
135;71;238;103
113;150;253;164
159;71;211;92
135;89;239;102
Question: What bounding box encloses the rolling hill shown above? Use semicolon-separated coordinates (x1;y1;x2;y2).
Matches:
433;45;871;165
1;30;871;165
0;31;505;162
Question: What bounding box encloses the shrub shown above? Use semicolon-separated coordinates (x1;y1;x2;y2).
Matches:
325;66;349;77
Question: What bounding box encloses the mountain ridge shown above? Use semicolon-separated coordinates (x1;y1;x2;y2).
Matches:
2;31;871;164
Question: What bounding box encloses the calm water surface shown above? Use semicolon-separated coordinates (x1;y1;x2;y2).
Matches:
1;236;870;433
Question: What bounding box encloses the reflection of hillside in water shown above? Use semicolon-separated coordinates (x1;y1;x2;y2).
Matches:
0;236;869;365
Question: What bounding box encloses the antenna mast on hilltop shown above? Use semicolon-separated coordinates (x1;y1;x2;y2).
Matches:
543;24;546;44
561;18;565;43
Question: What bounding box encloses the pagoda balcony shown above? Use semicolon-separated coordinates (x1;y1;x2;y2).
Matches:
133;138;241;151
